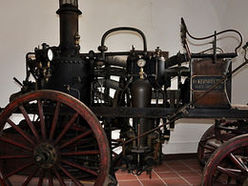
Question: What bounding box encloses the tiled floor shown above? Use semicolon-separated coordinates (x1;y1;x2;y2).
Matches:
116;158;202;186
2;157;202;186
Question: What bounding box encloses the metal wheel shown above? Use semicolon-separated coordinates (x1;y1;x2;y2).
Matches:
0;90;110;186
202;134;248;186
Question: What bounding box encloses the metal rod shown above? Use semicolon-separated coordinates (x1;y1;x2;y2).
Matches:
100;27;147;53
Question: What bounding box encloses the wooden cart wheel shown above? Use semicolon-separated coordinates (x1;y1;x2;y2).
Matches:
202;134;248;186
197;124;220;166
0;90;110;186
197;120;240;166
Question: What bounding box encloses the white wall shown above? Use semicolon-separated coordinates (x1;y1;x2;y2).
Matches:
219;0;248;105
0;0;248;154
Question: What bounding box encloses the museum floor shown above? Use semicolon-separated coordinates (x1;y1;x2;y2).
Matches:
116;156;202;186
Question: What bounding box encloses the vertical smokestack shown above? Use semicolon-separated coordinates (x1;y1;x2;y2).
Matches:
57;0;82;56
59;0;78;7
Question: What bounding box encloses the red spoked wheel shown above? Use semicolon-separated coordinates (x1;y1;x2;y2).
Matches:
0;90;110;186
202;134;248;186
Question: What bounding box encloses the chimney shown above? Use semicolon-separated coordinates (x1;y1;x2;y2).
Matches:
57;0;82;56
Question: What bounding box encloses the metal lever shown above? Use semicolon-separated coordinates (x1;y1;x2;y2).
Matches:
13;77;23;87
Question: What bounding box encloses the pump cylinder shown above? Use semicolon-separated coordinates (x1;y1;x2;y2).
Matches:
131;79;152;147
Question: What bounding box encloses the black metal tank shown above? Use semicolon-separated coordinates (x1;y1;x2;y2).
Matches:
46;0;91;105
131;79;152;147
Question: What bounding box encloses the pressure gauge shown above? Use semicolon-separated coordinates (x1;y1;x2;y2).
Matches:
47;48;54;61
137;59;146;68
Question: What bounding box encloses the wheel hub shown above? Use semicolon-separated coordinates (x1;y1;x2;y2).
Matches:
34;143;57;168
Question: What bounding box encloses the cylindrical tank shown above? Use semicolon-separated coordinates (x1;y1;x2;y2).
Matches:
46;0;91;105
131;79;152;148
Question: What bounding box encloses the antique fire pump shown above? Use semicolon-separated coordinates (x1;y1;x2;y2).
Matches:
1;0;248;185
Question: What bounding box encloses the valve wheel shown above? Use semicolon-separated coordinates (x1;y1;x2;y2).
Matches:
0;90;110;186
202;134;248;185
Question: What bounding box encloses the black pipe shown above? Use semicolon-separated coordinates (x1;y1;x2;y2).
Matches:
99;27;148;53
165;53;188;68
57;2;82;56
105;56;127;67
191;52;237;59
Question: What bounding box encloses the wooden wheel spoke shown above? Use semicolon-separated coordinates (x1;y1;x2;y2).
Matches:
229;153;248;172
0;137;32;151
0;179;4;186
61;159;98;176
48;170;53;186
204;145;217;151
207;142;221;149
54;113;79;145
75;143;98;150
53;168;66;186
204;136;216;142
71;124;88;132
204;152;214;155
37;100;46;139
38;169;44;186
59;130;92;149
4;162;34;178
19;105;40;141
61;150;100;156
0;90;110;185
49;102;61;140
57;165;82;186
7;119;35;145
0;154;32;159
22;167;39;186
216;165;241;179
